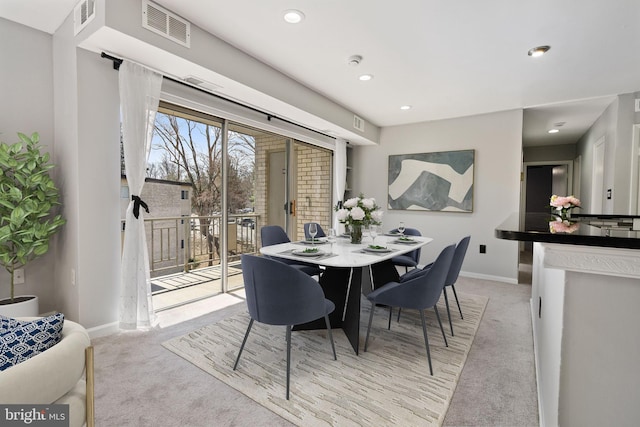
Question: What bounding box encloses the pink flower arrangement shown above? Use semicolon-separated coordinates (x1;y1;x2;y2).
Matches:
550;194;581;220
550;195;581;211
549;219;580;234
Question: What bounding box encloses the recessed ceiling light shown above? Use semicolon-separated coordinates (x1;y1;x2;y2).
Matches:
528;45;551;57
400;105;412;110
283;10;305;24
548;129;560;134
359;74;373;81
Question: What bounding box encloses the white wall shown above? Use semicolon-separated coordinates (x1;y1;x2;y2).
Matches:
613;93;638;213
576;94;640;215
0;18;59;310
353;109;523;282
76;49;121;328
52;12;80;322
52;13;121;329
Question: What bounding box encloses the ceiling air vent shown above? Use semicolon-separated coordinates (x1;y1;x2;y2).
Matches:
353;115;365;132
183;76;223;93
73;0;96;36
142;0;191;48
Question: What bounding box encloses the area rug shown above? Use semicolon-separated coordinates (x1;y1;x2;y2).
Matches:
162;293;488;426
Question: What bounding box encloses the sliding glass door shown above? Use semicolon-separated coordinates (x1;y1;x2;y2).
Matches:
137;102;333;310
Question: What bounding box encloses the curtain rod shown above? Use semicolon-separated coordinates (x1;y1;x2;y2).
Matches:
100;52;336;141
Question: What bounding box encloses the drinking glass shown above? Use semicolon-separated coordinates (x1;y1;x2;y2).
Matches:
369;224;379;245
398;222;405;236
327;228;337;250
308;223;318;246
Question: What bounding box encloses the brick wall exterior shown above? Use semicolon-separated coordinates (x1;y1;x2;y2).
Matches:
294;145;332;241
254;136;332;243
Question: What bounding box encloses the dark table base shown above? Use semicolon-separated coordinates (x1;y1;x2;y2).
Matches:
293;260;400;354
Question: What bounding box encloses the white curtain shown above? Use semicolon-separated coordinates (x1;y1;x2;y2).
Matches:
333;138;347;231
119;61;162;330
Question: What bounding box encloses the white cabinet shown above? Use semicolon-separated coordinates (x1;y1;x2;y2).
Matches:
531;242;640;426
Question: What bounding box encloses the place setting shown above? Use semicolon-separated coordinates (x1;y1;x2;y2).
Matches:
383;221;405;237
354;225;397;255
294;238;329;245
294;222;330;245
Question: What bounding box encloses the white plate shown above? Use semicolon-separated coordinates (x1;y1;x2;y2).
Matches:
394;238;417;244
299;239;328;245
364;246;392;253
292;249;324;257
384;232;401;237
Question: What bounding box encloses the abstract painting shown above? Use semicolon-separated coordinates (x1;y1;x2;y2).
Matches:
388;150;474;212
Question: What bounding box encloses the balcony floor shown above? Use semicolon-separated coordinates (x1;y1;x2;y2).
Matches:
151;262;245;312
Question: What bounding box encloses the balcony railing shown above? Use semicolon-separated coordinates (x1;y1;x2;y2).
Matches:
121;214;260;277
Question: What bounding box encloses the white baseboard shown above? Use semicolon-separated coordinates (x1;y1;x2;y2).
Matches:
86;321;119;339
459;271;519;285
410;266;518;285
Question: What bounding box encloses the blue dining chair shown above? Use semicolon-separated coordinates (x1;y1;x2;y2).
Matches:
364;244;455;375
260;225;323;277
234;254;337;400
398;236;471;336
303;222;327;239
389;227;422;273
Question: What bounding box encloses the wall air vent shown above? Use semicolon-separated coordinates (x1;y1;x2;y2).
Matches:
73;0;96;36
353;115;365;132
142;0;191;48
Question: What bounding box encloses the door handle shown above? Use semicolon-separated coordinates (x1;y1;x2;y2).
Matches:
283;200;296;215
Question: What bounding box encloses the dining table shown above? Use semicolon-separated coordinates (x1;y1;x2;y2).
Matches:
259;232;433;354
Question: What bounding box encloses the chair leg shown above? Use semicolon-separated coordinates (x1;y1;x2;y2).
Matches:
397;307;402;323
286;325;292;400
388;306;393;330
233;318;254;370
452;284;463;319
364;303;376;352
324;314;337;360
419;310;434;375
434;306;448;347
443;288;454;336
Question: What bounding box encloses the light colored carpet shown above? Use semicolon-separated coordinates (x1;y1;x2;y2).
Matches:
162;293;488;426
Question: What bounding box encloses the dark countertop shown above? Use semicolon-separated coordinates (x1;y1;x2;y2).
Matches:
495;212;640;249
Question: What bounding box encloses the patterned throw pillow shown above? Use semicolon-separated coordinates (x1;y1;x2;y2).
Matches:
0;315;22;333
0;313;65;371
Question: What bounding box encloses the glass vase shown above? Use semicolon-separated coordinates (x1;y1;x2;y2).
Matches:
350;224;363;244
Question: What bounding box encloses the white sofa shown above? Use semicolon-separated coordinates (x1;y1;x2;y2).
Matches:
0;319;94;427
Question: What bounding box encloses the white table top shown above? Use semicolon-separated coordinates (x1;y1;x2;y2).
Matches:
259;234;433;268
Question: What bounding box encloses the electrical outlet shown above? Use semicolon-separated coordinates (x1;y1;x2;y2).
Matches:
479;244;486;254
14;269;25;284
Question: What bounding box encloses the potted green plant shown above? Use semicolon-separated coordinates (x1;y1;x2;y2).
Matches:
0;132;65;316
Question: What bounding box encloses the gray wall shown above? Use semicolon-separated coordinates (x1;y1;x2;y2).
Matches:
576;94;640;214
0;18;58;311
50;11;122;329
353;110;523;283
523;144;576;163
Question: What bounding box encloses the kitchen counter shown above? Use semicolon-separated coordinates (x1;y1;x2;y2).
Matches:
495;212;640;426
495;212;640;249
